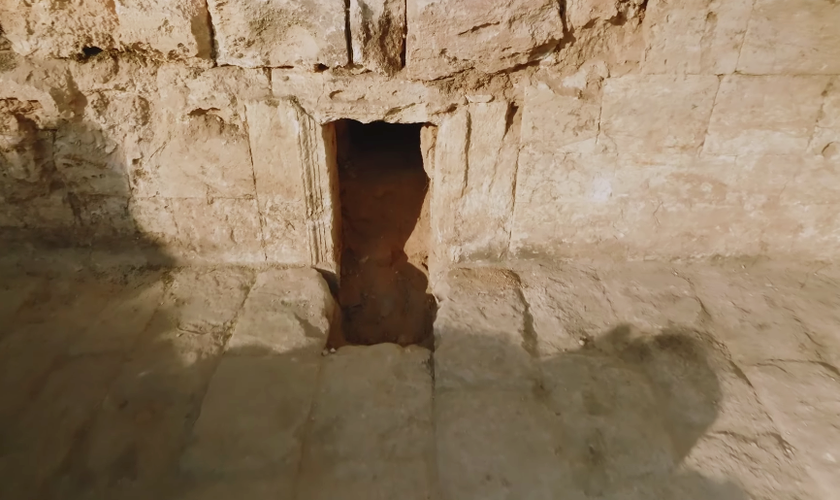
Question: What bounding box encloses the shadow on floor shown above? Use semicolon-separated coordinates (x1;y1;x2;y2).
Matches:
0;264;749;500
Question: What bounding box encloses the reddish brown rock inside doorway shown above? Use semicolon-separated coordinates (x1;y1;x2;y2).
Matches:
334;120;435;347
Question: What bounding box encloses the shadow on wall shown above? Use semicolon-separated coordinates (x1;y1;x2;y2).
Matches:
0;58;174;269
0;266;750;499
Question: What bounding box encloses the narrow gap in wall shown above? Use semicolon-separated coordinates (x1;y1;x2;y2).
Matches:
333;119;435;348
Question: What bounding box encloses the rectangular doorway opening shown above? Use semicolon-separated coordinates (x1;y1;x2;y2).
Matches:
333;119;435;347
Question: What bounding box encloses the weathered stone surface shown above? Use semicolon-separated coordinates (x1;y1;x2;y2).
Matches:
436;389;574;500
168;198;265;264
600;75;719;155
520;80;602;156
684;265;822;364
405;0;563;80
430;103;518;264
245;99;338;268
115;0;213;58
0;355;124;498
0;0;118;58
433;267;535;390
745;362;840;496
642;0;753;75
514;262;617;355
68;269;252;498
599;264;704;332
131;112;255;199
567;0;646;30
160;267;254;337
180;356;319;491
67;272;165;355
739;0;840;75
810;77;840;159
271;70;453;124
207;0;348;68
350;0;405;74
297;344;433;500
684;432;819;499
226;268;335;354
704;75;830;156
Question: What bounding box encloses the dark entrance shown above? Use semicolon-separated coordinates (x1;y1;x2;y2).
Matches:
333;120;435;347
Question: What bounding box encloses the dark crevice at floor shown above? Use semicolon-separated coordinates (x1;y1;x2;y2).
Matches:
332;119;436;348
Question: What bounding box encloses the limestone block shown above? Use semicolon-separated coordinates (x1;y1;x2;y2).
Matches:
114;0;213;58
521;83;601;155
600;75;719;155
809;77;840;160
0;0;118;58
258;197;312;265
405;0;563;80
159;267;255;337
513;262;617;355
599;265;703;333
684;266;824;363
271;70;452;124
54;123;130;197
705;75;831;156
430;103;518;265
0;355;124;497
297;344;433;500
435;389;572;500
180;356;319;492
433;267;535;390
226;268;335;354
75;195;138;240
538;353;678;489
184;67;271;121
350;0;405;74
642;0;753;75
68;272;166;355
207;0;348;68
82;322;232;499
169;198;265;264
245;99;339;269
7;191;77;233
129;196;179;246
0;58;71;127
739;0;840;75
0;101;53;200
132;112;255;199
684;432;820;499
745;363;840;496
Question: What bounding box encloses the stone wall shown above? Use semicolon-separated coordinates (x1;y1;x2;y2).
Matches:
1;0;838;267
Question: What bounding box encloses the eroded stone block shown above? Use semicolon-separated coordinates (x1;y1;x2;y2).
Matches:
704;75;831;155
600;75;719;155
207;0;348;68
226;268;335;354
350;0;405;74
433;267;534;390
297;344;433;500
405;0;563;80
745;363;840;496
115;0;213;58
521;83;601;155
809;77;840;160
245;99;338;269
0;0;118;58
168;198;266;264
131;112;255;199
642;0;753;75
739;0;840;75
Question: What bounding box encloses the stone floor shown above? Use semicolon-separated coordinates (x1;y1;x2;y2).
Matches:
1;255;839;500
